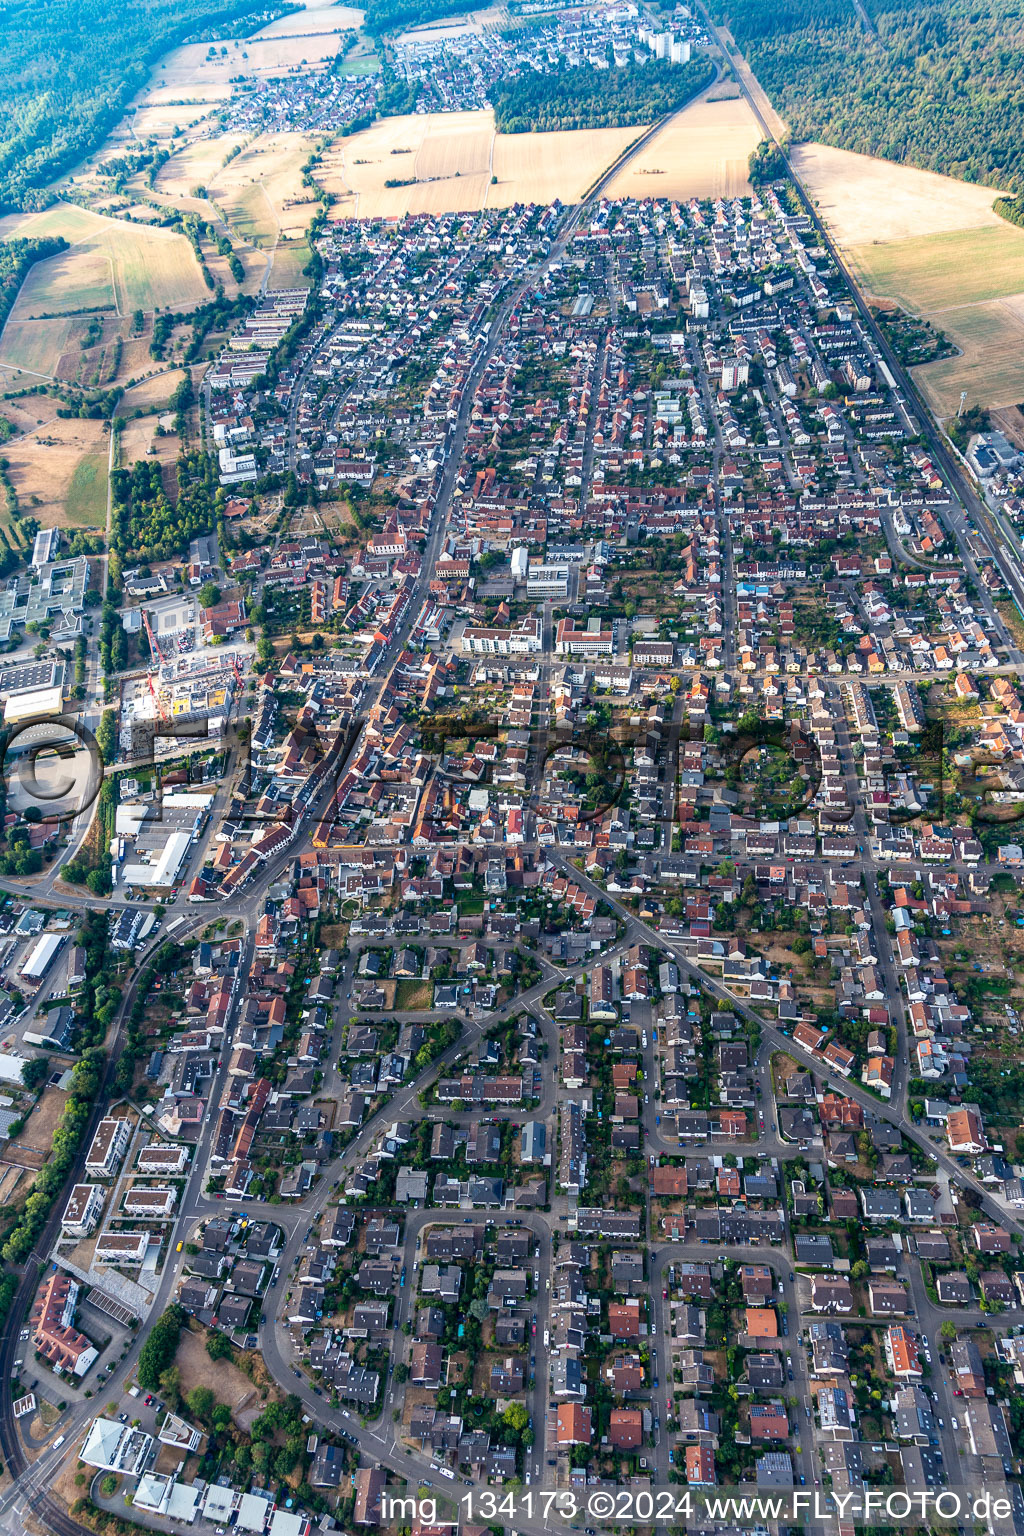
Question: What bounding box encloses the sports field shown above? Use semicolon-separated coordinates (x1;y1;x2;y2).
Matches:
605;94;760;202
793;143;1007;245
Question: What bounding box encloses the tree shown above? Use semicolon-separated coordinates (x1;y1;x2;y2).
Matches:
137;1306;184;1391
186;1385;215;1421
159;1364;182;1409
503;1402;529;1435
198;581;221;610
96;708;116;765
205;1331;233;1362
21;1056;49;1092
940;1320;958;1341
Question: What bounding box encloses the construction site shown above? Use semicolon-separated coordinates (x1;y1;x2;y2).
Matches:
117;603;251;762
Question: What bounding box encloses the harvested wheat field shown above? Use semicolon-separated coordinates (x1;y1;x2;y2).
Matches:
208;133;319;244
137;80;233;109
793;144;1007;246
130;100;214;141
394;3;504;44
2;419;110;530
154;132;250;202
992;406;1024;451
416;111;494;181
605;94;760;202
255;2;363;34
847;224;1024;313
844;222;1024;414
913;302;1024;416
322;109;641;217
489;122;641;207
156;31;343;92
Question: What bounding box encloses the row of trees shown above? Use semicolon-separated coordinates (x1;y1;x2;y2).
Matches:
0;237;68;326
490;57;715;134
715;0;1024;192
1;1050;104;1262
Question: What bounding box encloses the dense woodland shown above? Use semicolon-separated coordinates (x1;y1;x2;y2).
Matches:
110;451;222;562
714;0;1024;192
490;56;715;133
0;0;292;210
363;0;477;37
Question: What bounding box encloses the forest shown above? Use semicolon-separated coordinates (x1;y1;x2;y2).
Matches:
0;0;292;210
363;0;476;37
713;0;1024;192
110;451;221;562
489;56;715;134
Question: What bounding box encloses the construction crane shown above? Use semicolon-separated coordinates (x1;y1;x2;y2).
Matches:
141;608;165;665
141;608;169;723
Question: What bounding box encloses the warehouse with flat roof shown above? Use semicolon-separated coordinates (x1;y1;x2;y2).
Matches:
21;932;64;982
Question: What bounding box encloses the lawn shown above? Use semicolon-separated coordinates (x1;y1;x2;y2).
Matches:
395;979;432;1010
270;240;312;288
65;452;108;527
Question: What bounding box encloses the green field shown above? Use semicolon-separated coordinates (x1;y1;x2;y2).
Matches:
848;224;1024;312
3;201;208;316
270;240;312;288
0;316;86;378
19;249;116;315
340;42;379;76
65;453;109;526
